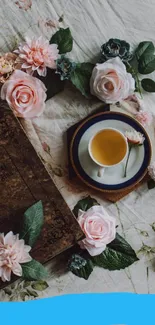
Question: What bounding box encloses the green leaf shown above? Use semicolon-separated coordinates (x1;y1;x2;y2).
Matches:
58;15;64;23
92;233;138;271
135;41;154;61
73;196;99;218
26;289;38;298
23;281;31;288
151;222;155;231
50;28;73;54
20;200;44;247
22;259;49;281
68;254;93;280
147;179;155;190
141;78;155;92
140;230;149;237
38;68;65;100
70;62;94;98
138;55;155;74
4;288;12;295
20;292;28;301
108;233;137;257
32;280;49;291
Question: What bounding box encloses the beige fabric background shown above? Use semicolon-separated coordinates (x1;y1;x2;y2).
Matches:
1;0;155;301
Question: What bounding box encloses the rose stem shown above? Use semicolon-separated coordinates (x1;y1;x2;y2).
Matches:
124;145;132;178
126;62;143;99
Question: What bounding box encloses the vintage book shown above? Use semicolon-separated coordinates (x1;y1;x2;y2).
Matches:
0;102;84;288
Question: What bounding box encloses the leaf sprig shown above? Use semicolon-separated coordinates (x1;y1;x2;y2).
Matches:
135;41;155;92
43;28;155;98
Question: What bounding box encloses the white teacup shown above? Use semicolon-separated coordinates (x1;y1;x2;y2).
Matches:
88;128;128;177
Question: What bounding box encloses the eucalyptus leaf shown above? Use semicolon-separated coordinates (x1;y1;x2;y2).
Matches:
73;196;99;218
4;288;12;295
32;280;49;291
50;28;73;54
135;41;154;61
26;289;38;298
147;179;155;190
140;231;149;237
92;233;138;271
141;78;155;92
23;281;31;288
70;62;94;98
20;292;28;301
138;55;155;74
22;259;49;281
151;222;155;231
68;254;93;280
20;201;44;247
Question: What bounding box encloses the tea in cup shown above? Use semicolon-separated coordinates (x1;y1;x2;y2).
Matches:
88;128;128;177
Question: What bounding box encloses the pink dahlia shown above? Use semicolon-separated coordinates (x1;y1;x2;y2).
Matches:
135;110;152;127
15;36;59;76
0;231;32;282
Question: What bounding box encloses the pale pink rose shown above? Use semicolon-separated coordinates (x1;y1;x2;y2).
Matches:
77;205;116;256
15;36;59;76
15;0;32;11
0;231;32;282
135;110;152;127
90;57;135;104
1;70;47;119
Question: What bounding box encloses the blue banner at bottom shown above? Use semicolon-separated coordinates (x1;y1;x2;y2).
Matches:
1;293;154;325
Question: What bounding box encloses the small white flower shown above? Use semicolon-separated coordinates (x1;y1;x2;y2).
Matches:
148;162;155;181
125;130;145;145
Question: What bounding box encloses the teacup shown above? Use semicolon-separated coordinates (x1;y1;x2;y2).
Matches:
88;128;128;177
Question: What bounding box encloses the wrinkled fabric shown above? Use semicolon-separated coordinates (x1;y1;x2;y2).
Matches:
1;0;155;299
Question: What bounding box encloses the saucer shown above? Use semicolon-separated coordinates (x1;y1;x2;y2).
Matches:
70;112;152;193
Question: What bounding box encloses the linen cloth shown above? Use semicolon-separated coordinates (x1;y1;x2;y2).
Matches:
1;0;155;301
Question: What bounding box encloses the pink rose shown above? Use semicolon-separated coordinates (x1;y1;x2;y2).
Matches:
90;57;135;104
1;70;47;119
77;205;116;256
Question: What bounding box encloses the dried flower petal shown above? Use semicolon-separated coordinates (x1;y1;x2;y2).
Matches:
135;110;152;127
0;53;21;84
148;161;155;181
15;0;32;11
38;18;59;32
